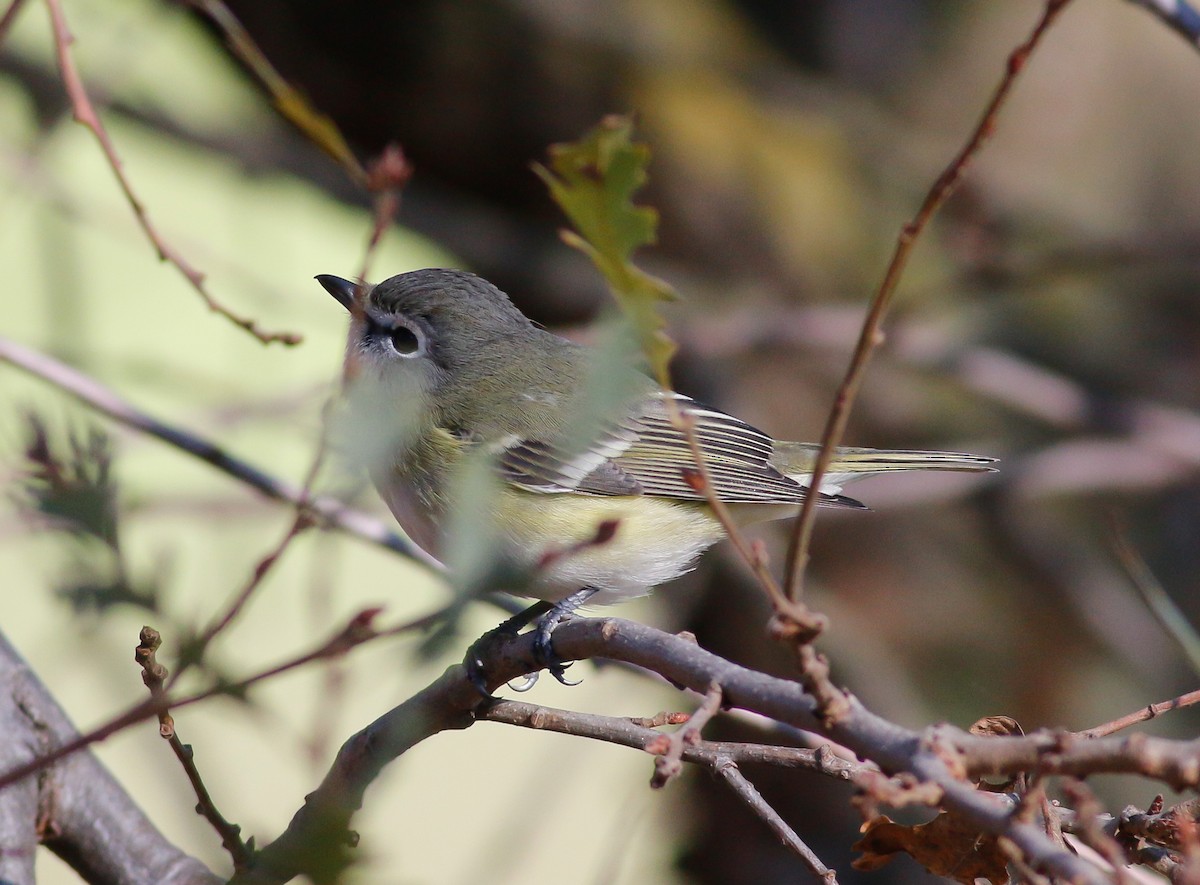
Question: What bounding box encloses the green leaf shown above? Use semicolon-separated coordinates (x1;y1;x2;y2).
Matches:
535;115;678;386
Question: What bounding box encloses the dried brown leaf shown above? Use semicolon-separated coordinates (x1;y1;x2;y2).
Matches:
853;813;1009;885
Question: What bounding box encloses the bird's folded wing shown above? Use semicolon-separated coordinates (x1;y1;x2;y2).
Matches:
497;394;865;509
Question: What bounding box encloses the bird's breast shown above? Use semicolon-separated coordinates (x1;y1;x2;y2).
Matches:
492;488;726;604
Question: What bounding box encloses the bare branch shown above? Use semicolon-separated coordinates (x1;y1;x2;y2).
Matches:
476;698;868;779
136;627;253;872
1080;689;1200;739
41;0;301;345
782;0;1075;601
0;606;407;795
0;630;222;884
714;757;838;884
1061;779;1140;885
232;616;1186;884
648;680;723;788
0;335;443;572
179;0;368;186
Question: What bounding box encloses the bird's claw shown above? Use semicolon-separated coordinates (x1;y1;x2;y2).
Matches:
532;626;582;687
464;589;596;694
507;672;540;692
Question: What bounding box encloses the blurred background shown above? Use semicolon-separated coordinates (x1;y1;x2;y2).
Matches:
3;0;1200;882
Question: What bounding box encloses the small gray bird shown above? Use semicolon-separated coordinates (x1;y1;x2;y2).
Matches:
319;269;994;680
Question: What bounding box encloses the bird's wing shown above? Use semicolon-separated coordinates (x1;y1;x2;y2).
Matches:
497;394;865;509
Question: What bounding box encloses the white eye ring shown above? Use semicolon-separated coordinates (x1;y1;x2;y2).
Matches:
385;321;423;357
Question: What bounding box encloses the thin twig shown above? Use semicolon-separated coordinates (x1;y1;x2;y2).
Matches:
672;408;845;721
476;698;869;780
169;513;316;691
1080;688;1200;739
781;0;1075;602
1109;514;1200;675
0;605;423;794
181;391;343;679
41;0;300;346
357;144;412;284
1061;779;1138;885
136;627;253;872
673;410;786;606
714;756;838;884
179;0;367;186
648;681;723;788
0;0;30;45
0;336;443;571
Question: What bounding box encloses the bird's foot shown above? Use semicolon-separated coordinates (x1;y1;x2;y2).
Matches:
464;601;551;697
531;587;598;686
464;588;598;694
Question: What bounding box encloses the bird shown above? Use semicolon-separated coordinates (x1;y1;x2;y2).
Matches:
317;269;995;684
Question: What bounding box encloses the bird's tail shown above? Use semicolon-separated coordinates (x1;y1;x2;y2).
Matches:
772;443;997;494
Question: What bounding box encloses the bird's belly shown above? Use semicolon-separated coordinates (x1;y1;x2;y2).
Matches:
494;489;726;604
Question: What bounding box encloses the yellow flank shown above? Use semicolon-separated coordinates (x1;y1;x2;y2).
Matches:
494;486;726;604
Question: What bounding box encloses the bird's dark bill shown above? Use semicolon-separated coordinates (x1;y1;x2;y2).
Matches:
317;274;358;310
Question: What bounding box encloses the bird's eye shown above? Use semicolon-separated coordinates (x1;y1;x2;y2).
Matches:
388;324;421;356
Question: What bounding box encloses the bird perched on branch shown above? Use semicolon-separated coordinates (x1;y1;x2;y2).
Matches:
318;269;995;686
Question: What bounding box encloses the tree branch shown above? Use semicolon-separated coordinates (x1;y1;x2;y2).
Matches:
714;757;838;884
0;335;443;572
0;630;222;884
782;0;1075;601
41;0;301;345
475;698;869;779
0;607;403;796
230;616;1199;884
137;627;252;873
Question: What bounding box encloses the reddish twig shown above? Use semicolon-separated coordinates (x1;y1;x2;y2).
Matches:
177;392;347;683
536;518;619;572
647;681;724;788
357;144;413;282
170;512;316;690
41;0;300;346
673;412;786;606
781;0;1075;602
673;408;847;722
0;0;31;45
323;144;414;328
0;606;411;794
